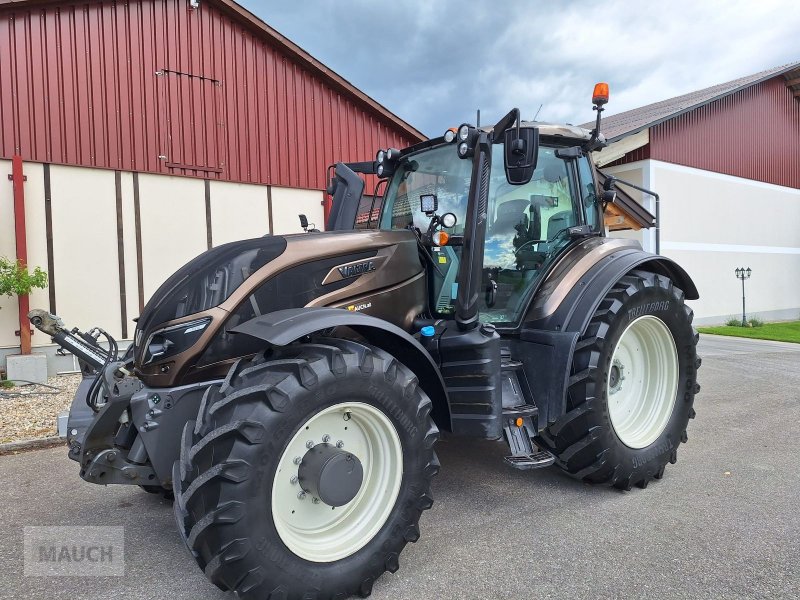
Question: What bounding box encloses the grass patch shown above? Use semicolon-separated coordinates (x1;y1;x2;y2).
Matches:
697;320;800;344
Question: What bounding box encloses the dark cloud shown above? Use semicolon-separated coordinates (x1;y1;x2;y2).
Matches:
241;0;799;137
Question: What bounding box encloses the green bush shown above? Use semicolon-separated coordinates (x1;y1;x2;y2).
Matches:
748;317;764;328
0;257;48;298
725;317;742;327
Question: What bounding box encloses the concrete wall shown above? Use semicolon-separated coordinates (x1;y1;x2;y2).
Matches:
652;160;800;324
0;160;324;366
606;158;800;324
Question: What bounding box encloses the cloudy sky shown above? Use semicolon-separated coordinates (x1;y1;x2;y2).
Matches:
241;0;799;137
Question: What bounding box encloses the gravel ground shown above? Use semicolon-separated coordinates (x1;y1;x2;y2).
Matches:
0;374;81;444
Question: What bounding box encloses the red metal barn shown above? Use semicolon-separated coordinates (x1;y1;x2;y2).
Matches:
0;0;424;361
590;63;800;325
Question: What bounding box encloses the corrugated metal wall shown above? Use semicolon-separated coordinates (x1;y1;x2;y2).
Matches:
602;144;651;168
0;0;419;190
650;77;800;189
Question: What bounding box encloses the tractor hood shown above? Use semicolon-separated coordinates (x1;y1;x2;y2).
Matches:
133;229;424;387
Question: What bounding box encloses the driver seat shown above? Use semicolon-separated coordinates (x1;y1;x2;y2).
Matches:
539;210;573;253
491;199;529;236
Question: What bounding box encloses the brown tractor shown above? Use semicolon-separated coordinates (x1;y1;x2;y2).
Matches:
30;85;700;599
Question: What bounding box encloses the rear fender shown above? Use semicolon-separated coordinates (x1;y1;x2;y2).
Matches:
232;308;452;432
527;238;698;334
521;239;698;425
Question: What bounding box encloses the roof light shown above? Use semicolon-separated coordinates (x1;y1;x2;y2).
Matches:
592;82;610;106
457;124;472;142
385;148;401;161
444;128;457;143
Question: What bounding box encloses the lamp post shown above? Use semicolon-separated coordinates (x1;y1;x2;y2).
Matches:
734;267;752;326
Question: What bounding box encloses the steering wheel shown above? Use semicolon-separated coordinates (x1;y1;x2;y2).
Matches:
514;239;546;257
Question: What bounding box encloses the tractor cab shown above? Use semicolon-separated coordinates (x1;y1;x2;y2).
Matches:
374;124;604;328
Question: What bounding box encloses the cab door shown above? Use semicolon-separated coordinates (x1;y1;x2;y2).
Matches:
479;144;586;327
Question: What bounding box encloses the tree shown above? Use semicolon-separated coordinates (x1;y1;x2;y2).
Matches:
0;257;48;298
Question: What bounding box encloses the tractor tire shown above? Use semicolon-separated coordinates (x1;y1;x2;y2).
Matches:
536;270;700;490
173;338;439;599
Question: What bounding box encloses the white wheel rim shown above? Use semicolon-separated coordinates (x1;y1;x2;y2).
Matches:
607;315;679;449
271;402;403;562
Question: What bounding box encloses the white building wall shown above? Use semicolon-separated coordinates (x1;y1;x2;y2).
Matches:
137;174;208;302
0;160;325;364
599;158;800;324
49;166;124;337
270;186;325;234
209;181;271;245
653;160;800;324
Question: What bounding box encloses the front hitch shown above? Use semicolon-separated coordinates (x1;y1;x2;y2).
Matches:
28;309;155;484
28;309;111;371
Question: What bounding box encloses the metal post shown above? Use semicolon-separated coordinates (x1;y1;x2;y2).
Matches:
741;275;746;327
10;155;32;355
735;267;751;327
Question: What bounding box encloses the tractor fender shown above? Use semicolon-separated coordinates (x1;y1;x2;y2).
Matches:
519;239;698;427
231;308;452;431
527;238;698;335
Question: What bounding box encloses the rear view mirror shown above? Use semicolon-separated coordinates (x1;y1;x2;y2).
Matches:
503;127;538;185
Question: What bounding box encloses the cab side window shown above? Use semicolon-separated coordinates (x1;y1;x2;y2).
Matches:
577;156;600;230
480;146;576;325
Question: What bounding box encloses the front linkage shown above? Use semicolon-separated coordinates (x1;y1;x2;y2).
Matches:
29;309;150;484
29;309;211;490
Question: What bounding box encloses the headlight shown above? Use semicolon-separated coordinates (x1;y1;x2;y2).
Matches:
142;317;211;365
443;129;456;143
458;124;471;142
376;149;386;164
440;212;457;228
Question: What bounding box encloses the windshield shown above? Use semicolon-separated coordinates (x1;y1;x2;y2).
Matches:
379;144;470;235
378;144;471;316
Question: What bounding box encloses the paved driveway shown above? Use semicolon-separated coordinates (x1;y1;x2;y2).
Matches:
2;335;799;599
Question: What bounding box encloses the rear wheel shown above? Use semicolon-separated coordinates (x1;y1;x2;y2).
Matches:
537;270;700;490
173;338;439;599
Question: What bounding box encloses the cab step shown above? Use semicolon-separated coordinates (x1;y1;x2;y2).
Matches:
502;404;554;470
504;451;555;470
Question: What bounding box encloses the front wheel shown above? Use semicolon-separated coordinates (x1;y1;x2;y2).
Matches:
173;338;439;599
537;270;701;490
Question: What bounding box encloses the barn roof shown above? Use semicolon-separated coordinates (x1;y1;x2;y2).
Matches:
583;61;800;142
